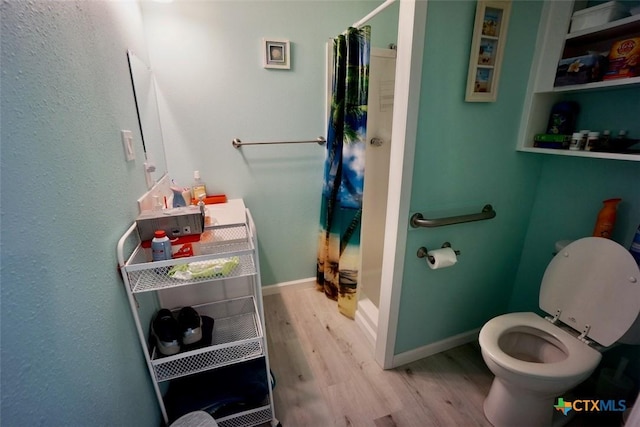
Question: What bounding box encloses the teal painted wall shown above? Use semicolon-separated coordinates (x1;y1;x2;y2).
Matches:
1;1;160;425
2;2;637;421
394;0;545;353
139;1;398;286
509;157;640;313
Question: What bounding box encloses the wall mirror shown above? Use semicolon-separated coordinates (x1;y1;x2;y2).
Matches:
127;49;167;186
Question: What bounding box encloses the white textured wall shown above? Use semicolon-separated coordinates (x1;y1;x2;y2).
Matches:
1;1;159;424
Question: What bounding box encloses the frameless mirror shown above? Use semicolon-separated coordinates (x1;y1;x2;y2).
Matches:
127;49;167;186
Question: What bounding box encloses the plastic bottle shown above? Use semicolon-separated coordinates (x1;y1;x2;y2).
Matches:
585;131;600;151
593;198;622;239
570;132;584;151
600;130;611;150
630;225;640;267
191;170;207;203
630;228;640;266
152;230;172;261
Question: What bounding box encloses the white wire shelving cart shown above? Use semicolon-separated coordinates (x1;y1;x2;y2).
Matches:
117;202;279;427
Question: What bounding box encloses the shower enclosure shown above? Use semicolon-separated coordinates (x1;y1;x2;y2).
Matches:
356;47;397;347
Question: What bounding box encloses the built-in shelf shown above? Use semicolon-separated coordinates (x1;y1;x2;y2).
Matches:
517;1;640;162
519;146;639;161
547;76;640;94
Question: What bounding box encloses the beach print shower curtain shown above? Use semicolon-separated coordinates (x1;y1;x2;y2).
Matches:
316;26;371;319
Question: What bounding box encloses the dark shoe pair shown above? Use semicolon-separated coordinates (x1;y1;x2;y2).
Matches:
151;307;203;356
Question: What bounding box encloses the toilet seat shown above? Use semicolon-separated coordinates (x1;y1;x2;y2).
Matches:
540;237;640;346
479;312;601;381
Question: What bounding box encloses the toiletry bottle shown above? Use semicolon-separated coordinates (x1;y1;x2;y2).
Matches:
585;131;600;151
152;230;172;261
570;132;584;151
191;170;207;204
600;130;611;150
630;224;640;267
593;198;622;239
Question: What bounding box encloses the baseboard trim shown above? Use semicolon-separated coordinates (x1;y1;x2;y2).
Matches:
392;328;481;368
355;298;378;351
262;277;316;296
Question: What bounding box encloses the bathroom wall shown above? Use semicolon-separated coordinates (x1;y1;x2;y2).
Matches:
394;0;640;356
139;1;399;286
510;155;640;386
1;2;160;425
394;0;545;354
510;157;640;313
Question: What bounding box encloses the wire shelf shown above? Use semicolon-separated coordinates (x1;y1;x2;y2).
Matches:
151;297;263;382
121;223;257;293
217;405;273;427
125;254;256;293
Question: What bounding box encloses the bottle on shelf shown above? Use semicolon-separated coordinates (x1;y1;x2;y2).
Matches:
152;230;172;261
600;130;611;150
585;131;600;151
630;225;640;267
191;170;207;204
593;198;622;239
570;132;586;151
616;130;628;141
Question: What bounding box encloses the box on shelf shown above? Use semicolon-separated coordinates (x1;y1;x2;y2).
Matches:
136;207;204;241
570;1;630;33
533;134;571;150
603;37;640;80
554;54;607;86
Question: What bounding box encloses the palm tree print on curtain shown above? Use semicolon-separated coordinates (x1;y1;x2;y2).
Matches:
316;26;370;319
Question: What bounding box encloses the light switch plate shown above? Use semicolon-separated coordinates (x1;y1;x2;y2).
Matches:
121;130;135;161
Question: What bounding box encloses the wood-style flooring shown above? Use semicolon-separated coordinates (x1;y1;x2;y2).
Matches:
263;286;624;427
264;286;493;427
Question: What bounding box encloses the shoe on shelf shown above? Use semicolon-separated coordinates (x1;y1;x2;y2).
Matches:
178;306;203;345
152;309;181;356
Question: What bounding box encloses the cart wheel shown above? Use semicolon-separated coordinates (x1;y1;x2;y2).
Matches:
270;419;282;427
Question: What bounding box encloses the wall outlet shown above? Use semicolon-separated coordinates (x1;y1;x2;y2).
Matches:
121;130;135;161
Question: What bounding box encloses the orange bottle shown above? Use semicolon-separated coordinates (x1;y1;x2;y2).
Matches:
593;198;622;239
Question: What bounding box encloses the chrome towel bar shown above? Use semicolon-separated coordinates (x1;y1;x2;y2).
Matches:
410;204;496;228
232;136;326;148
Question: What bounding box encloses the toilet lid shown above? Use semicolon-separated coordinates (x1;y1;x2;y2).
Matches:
540;237;640;347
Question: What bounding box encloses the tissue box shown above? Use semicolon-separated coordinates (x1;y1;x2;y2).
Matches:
136;207;204;241
570;1;629;33
554;54;606;86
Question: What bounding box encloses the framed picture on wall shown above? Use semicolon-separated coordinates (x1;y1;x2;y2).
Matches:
465;0;512;102
263;38;290;69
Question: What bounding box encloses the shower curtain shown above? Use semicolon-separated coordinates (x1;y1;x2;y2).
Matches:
316;26;371;319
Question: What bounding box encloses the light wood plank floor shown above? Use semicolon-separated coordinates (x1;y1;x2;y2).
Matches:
263;286;623;427
264;286;494;427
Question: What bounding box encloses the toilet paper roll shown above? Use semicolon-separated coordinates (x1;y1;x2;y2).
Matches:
427;247;458;270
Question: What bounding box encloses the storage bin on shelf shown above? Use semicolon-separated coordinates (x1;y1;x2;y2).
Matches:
570;1;630;33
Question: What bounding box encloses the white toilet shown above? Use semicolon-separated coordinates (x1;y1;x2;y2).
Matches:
479;237;640;427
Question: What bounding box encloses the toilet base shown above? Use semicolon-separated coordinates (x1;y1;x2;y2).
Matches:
484;377;562;427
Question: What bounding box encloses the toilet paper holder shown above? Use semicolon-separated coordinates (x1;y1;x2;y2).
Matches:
417;242;461;264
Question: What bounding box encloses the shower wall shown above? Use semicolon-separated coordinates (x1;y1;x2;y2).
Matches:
359;48;397;308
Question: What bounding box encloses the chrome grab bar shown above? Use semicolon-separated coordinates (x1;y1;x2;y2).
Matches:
410;204;496;228
232;136;326;148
